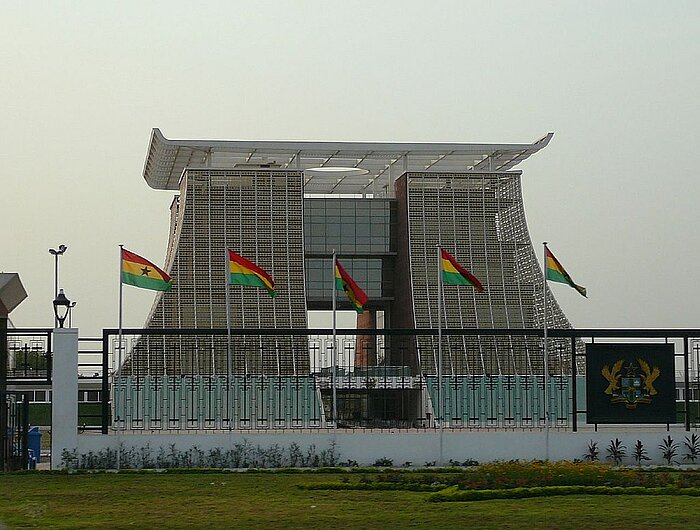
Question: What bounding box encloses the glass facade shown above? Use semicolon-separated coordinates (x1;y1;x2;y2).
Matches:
306;257;384;300
304;198;396;255
304;198;396;302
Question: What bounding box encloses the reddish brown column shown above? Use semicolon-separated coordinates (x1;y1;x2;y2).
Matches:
355;310;377;368
392;174;418;372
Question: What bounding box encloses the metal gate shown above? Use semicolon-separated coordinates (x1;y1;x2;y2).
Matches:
1;391;29;471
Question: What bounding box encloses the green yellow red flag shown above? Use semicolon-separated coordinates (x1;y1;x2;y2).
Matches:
228;249;276;298
121;248;173;291
440;249;484;292
335;260;369;313
545;247;587;297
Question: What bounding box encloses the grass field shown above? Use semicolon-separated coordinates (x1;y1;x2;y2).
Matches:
2;471;700;528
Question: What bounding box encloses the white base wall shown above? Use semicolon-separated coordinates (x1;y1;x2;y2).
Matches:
67;427;698;469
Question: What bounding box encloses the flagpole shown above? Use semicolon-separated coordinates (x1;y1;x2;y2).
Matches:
225;249;232;431
542;242;550;461
117;244;124;471
118;245;124;377
331;250;338;429
436;245;444;466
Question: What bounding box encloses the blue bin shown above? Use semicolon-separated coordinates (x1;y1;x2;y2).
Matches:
27;427;42;464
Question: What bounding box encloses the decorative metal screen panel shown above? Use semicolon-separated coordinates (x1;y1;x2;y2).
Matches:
402;172;575;376
126;169;308;377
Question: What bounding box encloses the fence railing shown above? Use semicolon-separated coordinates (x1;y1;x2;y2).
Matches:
100;328;700;434
1;391;29;471
5;329;52;384
77;337;106;431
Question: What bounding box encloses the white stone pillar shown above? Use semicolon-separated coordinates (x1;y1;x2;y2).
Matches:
51;328;78;469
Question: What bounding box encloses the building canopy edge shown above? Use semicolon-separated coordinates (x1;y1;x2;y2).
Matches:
142;128;553;193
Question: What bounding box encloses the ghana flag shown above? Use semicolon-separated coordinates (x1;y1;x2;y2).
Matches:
335;260;368;313
441;249;484;292
121;248;173;291
228;249;276;298
545;247;587;297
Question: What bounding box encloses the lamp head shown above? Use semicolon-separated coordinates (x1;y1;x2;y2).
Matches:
53;289;71;328
49;245;68;256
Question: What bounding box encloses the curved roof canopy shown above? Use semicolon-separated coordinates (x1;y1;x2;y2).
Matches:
143;129;553;195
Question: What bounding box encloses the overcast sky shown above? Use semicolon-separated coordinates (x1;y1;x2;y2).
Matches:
2;1;698;336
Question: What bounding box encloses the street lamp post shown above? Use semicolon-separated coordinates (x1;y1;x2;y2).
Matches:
48;245;67;327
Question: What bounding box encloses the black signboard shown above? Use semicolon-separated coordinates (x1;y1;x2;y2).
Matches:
586;343;676;424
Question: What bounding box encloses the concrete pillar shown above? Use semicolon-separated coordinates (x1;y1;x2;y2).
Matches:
51;328;78;469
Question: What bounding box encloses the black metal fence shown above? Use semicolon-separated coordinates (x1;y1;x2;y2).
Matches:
6;329;52;384
4;331;104;430
1;391;29;471
100;327;700;434
3;327;697;437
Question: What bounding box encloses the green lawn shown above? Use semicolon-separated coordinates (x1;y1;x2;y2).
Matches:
1;472;700;528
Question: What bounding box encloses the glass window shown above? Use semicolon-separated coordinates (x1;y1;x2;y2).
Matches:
340;224;355;238
308;224;324;237
307;203;325;214
355;202;370;213
304;198;394;256
340;202;355;214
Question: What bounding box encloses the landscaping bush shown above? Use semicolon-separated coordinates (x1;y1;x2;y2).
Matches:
428;485;700;503
297;461;700;495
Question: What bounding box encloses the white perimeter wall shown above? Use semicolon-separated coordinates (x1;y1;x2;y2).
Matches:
73;427;696;468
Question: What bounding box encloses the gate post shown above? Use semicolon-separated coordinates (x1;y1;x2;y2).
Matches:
0;316;6;471
0;273;28;470
51;328;79;469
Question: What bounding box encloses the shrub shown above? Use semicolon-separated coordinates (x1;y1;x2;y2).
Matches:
428;485;700;503
659;435;679;466
60;441;342;470
632;440;650;466
583;440;599;462
683;433;700;464
606;439;626;465
449;458;478;467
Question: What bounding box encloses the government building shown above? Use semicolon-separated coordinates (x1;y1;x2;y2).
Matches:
117;129;575;428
